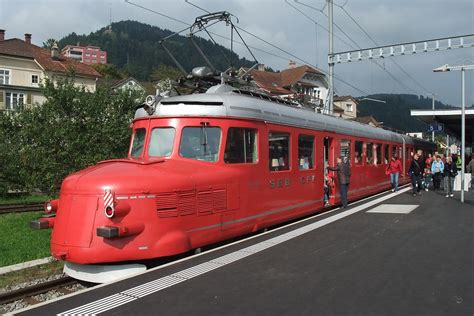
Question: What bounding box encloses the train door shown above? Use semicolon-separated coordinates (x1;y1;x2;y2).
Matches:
323;136;336;206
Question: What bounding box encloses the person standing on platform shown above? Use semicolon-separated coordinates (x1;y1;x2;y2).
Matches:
327;156;351;208
409;153;423;196
467;154;474;198
387;154;402;192
443;156;457;197
425;153;433;169
431;155;444;191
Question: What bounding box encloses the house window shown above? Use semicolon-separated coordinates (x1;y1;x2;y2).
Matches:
346;103;353;112
31;75;39;84
0;69;10;85
5;92;24;111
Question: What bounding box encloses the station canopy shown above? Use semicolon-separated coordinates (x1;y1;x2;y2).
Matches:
410;109;474;144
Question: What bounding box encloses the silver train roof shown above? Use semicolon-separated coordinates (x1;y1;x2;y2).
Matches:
135;84;433;147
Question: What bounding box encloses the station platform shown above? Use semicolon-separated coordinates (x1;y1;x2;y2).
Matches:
16;186;473;316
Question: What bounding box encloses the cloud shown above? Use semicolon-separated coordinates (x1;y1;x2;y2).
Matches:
0;0;472;105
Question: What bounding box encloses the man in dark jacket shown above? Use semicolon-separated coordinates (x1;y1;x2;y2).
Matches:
409;153;424;196
327;156;351;208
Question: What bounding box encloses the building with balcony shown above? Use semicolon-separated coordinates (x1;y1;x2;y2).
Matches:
243;61;329;110
61;45;107;65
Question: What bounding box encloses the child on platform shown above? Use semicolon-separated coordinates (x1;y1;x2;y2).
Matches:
423;168;432;191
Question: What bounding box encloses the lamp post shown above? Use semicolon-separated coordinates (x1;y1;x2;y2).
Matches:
434;63;474;203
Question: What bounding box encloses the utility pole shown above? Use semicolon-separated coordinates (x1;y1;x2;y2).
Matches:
431;94;436;141
328;0;334;115
461;67;465;203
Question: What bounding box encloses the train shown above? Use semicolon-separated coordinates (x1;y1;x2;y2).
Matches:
31;83;435;282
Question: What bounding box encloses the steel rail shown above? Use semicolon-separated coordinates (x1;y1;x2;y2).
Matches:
0;276;77;306
0;203;44;215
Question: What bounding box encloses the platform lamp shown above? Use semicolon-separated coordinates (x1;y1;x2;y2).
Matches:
434;63;474;203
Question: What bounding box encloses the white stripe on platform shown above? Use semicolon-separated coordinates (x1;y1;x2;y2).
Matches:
0;257;53;275
58;187;411;315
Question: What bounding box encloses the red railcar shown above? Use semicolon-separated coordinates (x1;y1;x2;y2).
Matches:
32;84;435;282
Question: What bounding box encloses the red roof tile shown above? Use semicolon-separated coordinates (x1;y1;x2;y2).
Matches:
280;65;324;87
0;39;101;78
250;65;325;95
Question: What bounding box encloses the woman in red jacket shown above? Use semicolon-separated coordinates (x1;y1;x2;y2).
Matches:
387;154;403;192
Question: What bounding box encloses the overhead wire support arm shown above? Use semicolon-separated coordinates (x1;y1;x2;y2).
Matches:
330;34;474;64
159;41;188;75
188;35;217;72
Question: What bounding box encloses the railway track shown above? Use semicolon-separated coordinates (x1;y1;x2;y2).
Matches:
0;276;77;306
0;203;44;215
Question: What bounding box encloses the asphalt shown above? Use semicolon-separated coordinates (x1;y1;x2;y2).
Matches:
16;188;474;316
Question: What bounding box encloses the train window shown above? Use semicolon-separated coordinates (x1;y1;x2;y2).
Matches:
392;145;397;158
148;127;175;157
354;141;363;165
298;135;314;170
340;139;351;162
130;128;146;158
384;145;389;164
375;144;382;164
366;143;374;165
269;132;290;171
179;126;221;162
224;128;258;164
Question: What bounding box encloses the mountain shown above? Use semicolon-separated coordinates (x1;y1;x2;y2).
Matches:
357;94;457;133
58;20;255;81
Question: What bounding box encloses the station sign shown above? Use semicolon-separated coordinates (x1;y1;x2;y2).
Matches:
428;123;444;132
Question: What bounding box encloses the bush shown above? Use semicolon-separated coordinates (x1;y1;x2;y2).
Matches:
0;76;143;196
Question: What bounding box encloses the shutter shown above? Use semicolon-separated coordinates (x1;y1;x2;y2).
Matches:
27;93;32;105
0;91;4;110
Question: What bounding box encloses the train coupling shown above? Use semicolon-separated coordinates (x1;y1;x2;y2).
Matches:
96;223;144;238
30;214;55;230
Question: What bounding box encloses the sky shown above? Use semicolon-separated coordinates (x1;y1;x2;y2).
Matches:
1;0;473;106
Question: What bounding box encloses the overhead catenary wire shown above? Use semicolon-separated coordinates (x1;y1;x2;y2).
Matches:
182;0;369;95
292;0;420;95
334;1;433;95
125;0;370;95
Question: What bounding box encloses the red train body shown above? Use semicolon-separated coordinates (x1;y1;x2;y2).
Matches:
32;85;435;280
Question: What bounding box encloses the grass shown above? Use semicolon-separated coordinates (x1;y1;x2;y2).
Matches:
0;194;49;205
0;261;64;289
0;211;52;267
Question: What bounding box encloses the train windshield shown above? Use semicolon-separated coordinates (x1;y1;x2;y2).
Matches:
130;128;146;158
179;126;221;162
148;127;175;157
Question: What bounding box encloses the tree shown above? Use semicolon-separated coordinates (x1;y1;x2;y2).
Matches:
92;63;124;80
150;64;183;82
42;38;57;49
0;76;144;196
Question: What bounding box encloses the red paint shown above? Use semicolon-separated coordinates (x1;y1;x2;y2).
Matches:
38;116;434;265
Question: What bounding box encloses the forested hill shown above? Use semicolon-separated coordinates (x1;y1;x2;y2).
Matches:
58;20;255;81
357;94;456;133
